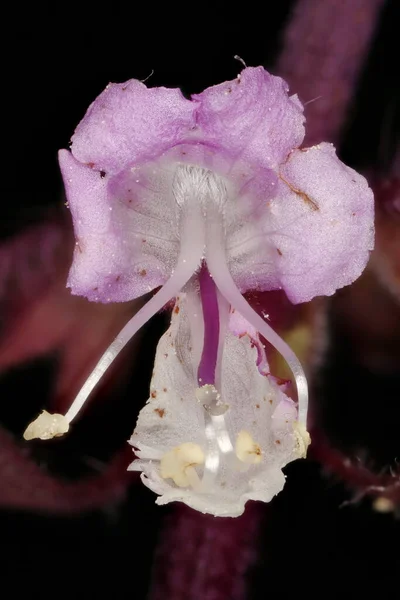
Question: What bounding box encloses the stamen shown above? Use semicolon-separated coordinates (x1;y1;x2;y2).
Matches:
205;206;309;427
236;430;262;464
160;442;205;488
201;418;221;489
64;206;205;424
23;411;69;441
215;289;230;392
293;421;311;458
65;261;195;423
22;204;206;439
200;410;236;491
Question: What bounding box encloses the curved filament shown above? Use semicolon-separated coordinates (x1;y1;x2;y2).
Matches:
205;208;309;426
65;208;205;423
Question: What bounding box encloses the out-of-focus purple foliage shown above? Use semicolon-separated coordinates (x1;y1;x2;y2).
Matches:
0;0;399;598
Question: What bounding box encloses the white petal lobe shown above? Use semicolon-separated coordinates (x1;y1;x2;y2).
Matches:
129;294;309;517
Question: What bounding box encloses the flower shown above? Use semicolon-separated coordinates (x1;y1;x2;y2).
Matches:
130;290;310;517
24;67;374;516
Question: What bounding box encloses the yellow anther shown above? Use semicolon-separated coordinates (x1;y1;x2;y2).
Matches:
23;410;70;441
160;442;205;488
236;430;262;464
293;421;311;458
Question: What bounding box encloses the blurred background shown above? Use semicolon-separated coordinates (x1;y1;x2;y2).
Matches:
1;1;399;598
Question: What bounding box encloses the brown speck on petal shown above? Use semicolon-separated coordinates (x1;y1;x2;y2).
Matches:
279;173;320;210
154;408;165;418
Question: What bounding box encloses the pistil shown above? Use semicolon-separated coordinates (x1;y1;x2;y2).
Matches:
194;265;236;489
197;264;220;386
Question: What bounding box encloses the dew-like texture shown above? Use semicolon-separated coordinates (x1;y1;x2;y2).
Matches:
129;294;300;517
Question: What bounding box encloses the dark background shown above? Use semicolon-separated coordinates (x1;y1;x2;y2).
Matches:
1;1;399;598
3;0;397;238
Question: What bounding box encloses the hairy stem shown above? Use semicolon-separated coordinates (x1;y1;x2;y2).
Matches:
278;0;386;145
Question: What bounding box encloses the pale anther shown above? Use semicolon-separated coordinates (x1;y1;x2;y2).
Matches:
23;411;70;441
160;442;205;488
235;430;262;464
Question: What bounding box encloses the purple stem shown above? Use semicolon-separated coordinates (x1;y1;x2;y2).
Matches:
148;503;265;600
197;264;220;386
277;0;386;145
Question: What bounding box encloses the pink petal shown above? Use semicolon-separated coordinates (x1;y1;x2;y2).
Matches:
264;143;374;303
193;66;305;169
60;150;172;302
70;80;197;174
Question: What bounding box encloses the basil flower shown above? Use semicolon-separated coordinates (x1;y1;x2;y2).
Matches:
24;67;374;516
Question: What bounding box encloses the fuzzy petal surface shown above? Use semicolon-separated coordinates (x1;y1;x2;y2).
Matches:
60;150;180;302
193;67;305;169
261;143;374;303
70;80;197;174
61;70;374;305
